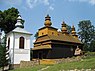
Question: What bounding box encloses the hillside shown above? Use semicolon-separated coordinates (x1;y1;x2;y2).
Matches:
10;52;95;71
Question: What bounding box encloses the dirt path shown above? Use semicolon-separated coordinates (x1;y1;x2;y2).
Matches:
38;66;50;71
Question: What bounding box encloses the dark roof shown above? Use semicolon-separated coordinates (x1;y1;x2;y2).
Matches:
32;45;52;50
34;33;82;44
39;26;58;30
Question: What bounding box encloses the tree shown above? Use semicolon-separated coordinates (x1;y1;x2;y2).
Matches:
78;20;95;51
90;40;95;52
34;32;38;39
0;45;9;71
0;7;24;34
66;24;71;34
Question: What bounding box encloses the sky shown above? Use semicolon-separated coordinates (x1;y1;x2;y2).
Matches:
0;0;95;47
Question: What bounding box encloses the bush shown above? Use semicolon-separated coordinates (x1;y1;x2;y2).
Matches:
84;52;95;58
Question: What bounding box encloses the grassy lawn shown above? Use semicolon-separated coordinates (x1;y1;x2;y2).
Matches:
45;57;95;71
10;65;50;71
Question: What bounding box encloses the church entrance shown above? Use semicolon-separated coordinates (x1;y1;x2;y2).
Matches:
38;52;43;59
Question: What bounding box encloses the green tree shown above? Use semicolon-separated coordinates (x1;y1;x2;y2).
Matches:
78;20;95;51
0;7;24;34
34;32;38;39
66;24;71;34
90;40;95;52
0;45;9;71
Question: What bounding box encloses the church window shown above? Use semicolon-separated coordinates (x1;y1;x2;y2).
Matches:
8;38;10;49
19;37;24;49
52;32;54;35
42;33;44;35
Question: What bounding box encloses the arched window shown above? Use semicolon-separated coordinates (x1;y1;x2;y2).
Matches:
8;38;10;49
19;37;24;49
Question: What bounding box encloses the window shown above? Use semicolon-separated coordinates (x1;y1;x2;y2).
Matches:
19;37;24;49
52;32;54;35
8;38;10;49
42;33;43;35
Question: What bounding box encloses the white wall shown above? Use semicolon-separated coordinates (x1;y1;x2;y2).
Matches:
14;49;30;64
6;32;31;64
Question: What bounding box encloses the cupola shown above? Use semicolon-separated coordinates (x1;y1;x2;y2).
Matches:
15;15;23;28
71;25;78;38
61;21;68;34
44;14;52;27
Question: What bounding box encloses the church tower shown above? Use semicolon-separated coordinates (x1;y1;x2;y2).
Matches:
6;15;32;65
38;14;58;37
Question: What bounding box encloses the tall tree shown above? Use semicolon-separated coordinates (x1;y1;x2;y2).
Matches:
78;20;95;51
0;7;24;34
0;45;9;71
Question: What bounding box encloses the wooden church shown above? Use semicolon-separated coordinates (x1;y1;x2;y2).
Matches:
32;15;83;59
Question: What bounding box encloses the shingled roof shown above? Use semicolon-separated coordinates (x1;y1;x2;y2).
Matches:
34;32;82;44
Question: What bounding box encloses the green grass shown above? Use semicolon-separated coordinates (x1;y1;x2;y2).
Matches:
45;57;95;71
10;65;49;71
10;57;95;71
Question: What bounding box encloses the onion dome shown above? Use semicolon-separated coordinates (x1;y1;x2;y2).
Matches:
15;15;23;28
61;21;68;34
71;25;76;35
71;25;78;38
44;14;52;27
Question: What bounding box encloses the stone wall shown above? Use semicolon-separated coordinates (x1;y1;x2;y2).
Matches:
20;59;40;68
19;56;82;68
55;56;82;64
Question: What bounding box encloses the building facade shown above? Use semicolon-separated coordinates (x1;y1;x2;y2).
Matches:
6;15;32;65
32;15;83;59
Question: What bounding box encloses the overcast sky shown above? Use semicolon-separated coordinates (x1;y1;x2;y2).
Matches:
1;0;95;47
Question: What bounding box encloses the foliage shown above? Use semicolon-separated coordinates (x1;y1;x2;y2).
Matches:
34;32;38;39
84;52;95;58
78;20;95;51
89;40;95;52
0;7;24;34
66;24;71;34
0;45;9;71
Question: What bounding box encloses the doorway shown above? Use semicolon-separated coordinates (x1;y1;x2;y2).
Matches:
38;52;43;59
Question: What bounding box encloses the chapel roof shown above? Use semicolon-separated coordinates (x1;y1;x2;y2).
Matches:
12;27;32;35
39;26;58;30
34;32;82;44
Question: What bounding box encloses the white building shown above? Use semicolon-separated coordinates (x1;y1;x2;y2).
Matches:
6;15;32;65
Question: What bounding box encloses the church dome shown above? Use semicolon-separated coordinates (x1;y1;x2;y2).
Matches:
61;21;68;34
15;15;23;28
44;14;52;27
71;25;76;35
